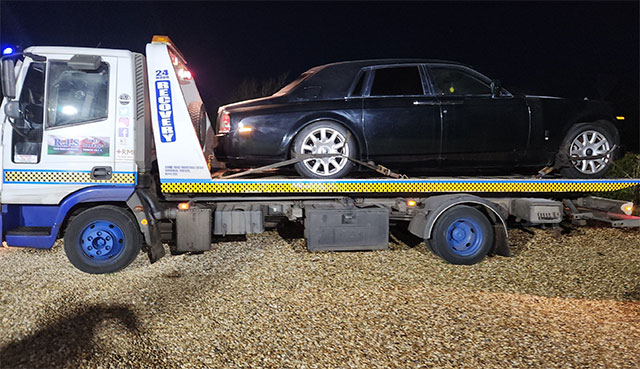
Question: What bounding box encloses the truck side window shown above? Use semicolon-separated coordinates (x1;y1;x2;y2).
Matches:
12;62;45;164
46;61;109;127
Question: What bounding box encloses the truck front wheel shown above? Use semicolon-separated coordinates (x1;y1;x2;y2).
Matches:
64;206;141;274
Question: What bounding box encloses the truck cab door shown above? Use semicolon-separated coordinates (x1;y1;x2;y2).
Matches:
2;55;125;205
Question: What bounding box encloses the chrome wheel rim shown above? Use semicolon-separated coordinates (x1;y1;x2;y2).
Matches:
569;130;611;174
300;127;349;176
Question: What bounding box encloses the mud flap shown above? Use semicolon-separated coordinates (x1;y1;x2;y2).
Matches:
491;224;510;257
126;192;166;263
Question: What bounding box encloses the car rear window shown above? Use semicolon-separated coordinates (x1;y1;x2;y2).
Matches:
370;66;423;96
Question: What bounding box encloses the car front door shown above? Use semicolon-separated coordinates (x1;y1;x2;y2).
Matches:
361;65;441;169
427;65;530;169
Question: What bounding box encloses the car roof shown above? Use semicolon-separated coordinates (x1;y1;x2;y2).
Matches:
307;59;468;72
293;59;471;100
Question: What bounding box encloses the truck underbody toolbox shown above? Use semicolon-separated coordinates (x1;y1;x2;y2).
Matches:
214;204;264;235
304;203;389;251
177;208;212;252
505;198;564;224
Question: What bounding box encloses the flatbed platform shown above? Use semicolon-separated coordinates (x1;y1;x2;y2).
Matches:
160;173;640;194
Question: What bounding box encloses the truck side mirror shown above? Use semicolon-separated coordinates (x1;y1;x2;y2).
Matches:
490;79;502;98
4;101;21;120
1;58;16;99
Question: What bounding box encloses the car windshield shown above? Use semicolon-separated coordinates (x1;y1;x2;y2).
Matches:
273;71;314;96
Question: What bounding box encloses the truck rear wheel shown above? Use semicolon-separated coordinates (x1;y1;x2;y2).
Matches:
64;206;141;274
429;205;493;265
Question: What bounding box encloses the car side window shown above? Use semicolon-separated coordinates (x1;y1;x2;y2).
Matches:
350;71;366;96
46;61;109;127
370;66;423;96
430;67;491;96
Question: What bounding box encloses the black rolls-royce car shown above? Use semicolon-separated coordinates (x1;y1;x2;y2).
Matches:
214;59;620;179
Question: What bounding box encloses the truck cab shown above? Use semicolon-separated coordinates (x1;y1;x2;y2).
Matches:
0;37;212;269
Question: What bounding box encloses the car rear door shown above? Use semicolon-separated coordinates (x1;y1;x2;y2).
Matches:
361;65;441;168
426;64;530;169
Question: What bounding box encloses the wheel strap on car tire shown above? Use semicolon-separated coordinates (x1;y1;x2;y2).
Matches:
541;144;618;178
217;153;407;179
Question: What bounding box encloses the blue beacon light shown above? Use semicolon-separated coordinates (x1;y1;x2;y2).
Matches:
2;47;14;55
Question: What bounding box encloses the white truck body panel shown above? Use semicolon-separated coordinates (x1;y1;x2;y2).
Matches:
145;42;211;182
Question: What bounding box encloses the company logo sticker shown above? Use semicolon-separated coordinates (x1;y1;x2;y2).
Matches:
47;136;110;156
118;93;131;105
155;79;175;142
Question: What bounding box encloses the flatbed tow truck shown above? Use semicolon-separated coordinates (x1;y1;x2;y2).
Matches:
1;36;638;273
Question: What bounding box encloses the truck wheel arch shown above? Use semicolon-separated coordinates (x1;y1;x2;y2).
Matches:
408;194;510;257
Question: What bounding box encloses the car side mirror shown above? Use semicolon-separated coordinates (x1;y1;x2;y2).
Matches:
4;100;21;120
490;79;502;98
1;58;16;99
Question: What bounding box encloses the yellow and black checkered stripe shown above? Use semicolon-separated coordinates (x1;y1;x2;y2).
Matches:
160;178;640;194
3;170;136;185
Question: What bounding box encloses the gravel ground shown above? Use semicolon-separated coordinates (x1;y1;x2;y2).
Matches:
0;225;639;368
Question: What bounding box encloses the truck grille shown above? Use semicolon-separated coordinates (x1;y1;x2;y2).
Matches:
133;53;145;121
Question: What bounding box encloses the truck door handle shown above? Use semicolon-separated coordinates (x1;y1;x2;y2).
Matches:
413;101;440;106
91;166;113;180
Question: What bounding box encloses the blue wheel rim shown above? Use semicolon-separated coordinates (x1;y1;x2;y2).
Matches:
79;220;125;262
445;217;484;256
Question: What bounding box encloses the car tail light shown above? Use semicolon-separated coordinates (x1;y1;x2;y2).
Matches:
177;68;192;80
219;112;231;133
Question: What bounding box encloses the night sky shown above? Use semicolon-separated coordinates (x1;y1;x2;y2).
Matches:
1;1;638;150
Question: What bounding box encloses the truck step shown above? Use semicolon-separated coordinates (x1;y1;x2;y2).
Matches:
6;226;52;236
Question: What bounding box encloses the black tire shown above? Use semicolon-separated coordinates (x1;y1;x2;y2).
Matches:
64;206;141;274
430;205;493;265
558;121;618;179
292;121;356;179
188;102;207;149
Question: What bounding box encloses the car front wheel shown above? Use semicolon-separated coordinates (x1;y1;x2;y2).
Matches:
558;121;618;179
292;121;356;179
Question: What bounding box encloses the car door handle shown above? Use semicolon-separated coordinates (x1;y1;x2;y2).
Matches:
91;166;113;180
439;101;464;105
413;101;440;106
